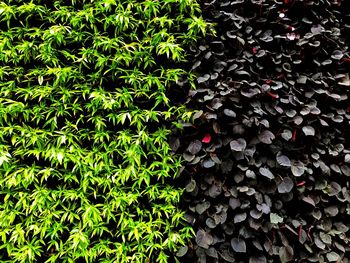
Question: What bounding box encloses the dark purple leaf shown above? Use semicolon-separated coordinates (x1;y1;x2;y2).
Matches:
277;154;291;167
291;161;305;177
196;229;213;249
258;130;275;144
278;177;294;193
206;218;217;229
219;243;235;262
326;252;340;262
185;179;196;193
203;159;215;168
188;140;202;155
229;198;241;210
302;126;315;136
234;212;247;223
197;74;210;83
206;247;218;259
257;203;271;214
281;129;292;140
250;209;263;219
183;152;195;162
209;183;222;198
230;138;247;151
196;201;210;214
324;206;338;217
279;245;294;263
230;238;246;253
169;137;180;152
259;167;275;179
249;256;267;263
341;165;350;176
331;50;343;60
176;246;188;257
302;196;315;207
224;109;236;117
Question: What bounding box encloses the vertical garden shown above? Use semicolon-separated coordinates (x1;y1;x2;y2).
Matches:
0;0;350;263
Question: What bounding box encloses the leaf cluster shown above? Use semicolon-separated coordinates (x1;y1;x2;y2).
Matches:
0;0;210;262
175;0;350;262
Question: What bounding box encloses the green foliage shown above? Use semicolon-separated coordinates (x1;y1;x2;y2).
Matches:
0;0;208;262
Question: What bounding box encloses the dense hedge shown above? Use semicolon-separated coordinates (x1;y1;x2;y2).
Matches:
0;1;210;262
176;0;350;262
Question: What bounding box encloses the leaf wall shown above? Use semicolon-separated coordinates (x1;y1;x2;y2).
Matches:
175;0;350;262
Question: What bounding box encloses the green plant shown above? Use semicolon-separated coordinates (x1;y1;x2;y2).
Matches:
0;0;210;262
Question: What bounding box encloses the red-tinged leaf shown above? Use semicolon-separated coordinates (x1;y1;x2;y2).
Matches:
307;226;313;240
292;130;297;142
277;73;284;79
267;92;279;99
298;225;302;238
284;224;298;236
297;181;305;187
202;133;212;143
287;25;295;31
252;47;258;54
265;79;272;84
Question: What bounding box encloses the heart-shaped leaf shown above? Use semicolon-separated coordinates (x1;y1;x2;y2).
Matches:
302;126;315;136
196;201;210;214
259;167;275;179
258;130;275;144
291;162;305;177
234;212;247;223
279;246;294;263
277;154;291;167
231;238;246;253
196;229;213;249
188;140;202;155
278;177;294;193
224;109;236;117
230;138;247;151
176;246;188;257
229;198;241;210
326;252;340;262
203;159;215;168
185;179;196;192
